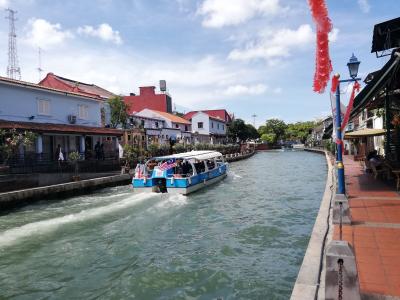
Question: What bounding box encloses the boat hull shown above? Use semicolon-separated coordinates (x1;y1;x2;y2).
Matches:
132;165;227;195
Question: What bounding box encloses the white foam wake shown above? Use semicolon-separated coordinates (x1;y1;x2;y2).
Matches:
153;193;188;209
0;193;155;249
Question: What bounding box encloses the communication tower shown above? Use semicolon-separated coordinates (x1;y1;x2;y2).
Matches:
251;114;257;127
37;47;43;82
6;8;21;80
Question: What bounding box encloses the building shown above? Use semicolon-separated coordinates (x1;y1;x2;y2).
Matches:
132;109;192;145
39;72;116;127
183;110;231;144
309;116;333;147
0;76;122;163
39;73;116;99
124;86;172;114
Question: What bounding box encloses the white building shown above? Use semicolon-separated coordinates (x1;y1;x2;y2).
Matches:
132;109;192;144
188;111;227;144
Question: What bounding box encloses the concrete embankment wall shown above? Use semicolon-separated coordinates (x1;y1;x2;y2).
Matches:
291;149;335;300
0;174;131;211
0;172;120;193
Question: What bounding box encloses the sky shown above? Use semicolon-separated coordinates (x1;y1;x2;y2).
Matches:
0;0;398;127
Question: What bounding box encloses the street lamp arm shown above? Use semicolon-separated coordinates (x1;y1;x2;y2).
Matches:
339;77;361;83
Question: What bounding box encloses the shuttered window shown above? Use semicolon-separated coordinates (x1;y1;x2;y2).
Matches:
78;104;89;119
37;99;51;115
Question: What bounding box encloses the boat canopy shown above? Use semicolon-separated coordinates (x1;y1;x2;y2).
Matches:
152;150;223;161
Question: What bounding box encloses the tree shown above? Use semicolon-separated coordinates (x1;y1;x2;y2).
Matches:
260;133;276;144
245;124;260;140
108;96;129;128
285;121;316;143
0;129;36;164
227;119;259;142
258;118;287;144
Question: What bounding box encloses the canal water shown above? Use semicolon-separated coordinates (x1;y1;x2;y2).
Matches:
0;151;326;300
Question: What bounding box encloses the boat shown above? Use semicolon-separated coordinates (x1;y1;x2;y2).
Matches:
132;150;228;195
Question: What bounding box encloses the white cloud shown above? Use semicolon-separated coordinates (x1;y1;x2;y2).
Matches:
77;23;122;45
223;84;267;96
228;24;313;63
329;27;339;42
0;0;8;8
198;0;283;28
357;0;370;13
25;18;73;49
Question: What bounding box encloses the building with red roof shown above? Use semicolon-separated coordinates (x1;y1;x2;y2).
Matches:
183;109;232;124
39;73;116;100
0;76;122;164
124;86;172;114
132;109;191;144
183;110;231;144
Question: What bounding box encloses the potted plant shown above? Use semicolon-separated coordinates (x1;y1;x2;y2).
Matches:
69;151;81;181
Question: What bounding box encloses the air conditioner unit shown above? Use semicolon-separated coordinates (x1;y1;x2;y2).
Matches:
68;115;77;124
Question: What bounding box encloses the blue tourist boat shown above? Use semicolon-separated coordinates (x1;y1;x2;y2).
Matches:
132;151;228;195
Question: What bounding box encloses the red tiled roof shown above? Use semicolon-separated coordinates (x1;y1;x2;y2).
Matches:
150;110;191;125
0;76;103;101
0;120;123;136
183;109;231;123
39;73;116;99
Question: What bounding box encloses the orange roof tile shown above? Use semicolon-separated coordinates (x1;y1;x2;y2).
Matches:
151;110;191;125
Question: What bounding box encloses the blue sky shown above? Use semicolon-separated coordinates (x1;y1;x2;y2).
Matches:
0;0;398;126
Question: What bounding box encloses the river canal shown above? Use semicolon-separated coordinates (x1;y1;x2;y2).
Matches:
0;150;326;299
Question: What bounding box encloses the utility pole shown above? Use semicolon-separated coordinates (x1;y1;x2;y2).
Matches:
37;47;43;82
251;113;257;127
6;8;21;80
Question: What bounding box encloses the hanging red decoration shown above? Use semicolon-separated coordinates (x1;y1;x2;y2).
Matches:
330;73;339;93
340;81;360;131
308;0;333;93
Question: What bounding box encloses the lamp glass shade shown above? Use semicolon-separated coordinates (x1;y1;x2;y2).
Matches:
347;53;360;79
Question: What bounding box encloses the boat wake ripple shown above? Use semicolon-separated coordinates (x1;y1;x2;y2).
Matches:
0;193;155;249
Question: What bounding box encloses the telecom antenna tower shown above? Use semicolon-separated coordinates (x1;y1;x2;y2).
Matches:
6;8;21;80
37;47;43;81
251;114;257;127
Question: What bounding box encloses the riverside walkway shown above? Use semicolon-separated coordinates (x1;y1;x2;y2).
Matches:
334;156;400;298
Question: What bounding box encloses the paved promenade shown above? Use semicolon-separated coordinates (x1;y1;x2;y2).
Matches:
333;156;400;298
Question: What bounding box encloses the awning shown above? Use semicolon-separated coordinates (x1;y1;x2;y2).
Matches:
372;17;400;53
351;50;400;119
0;119;123;136
344;128;386;139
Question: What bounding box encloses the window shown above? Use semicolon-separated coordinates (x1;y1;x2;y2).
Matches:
78;104;88;119
155;121;159;128
37;99;50;115
198;122;203;129
217;123;220;129
211;122;214;128
175;124;179;129
141;120;145;127
185;125;188;131
222;124;224;130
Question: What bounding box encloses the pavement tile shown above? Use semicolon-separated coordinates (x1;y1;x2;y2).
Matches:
338;156;400;297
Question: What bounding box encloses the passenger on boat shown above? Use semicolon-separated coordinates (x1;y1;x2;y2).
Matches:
181;160;192;177
146;160;157;174
194;161;205;173
206;160;215;170
174;160;183;177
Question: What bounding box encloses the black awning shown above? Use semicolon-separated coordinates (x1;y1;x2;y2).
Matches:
351;49;400;119
372;17;400;53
